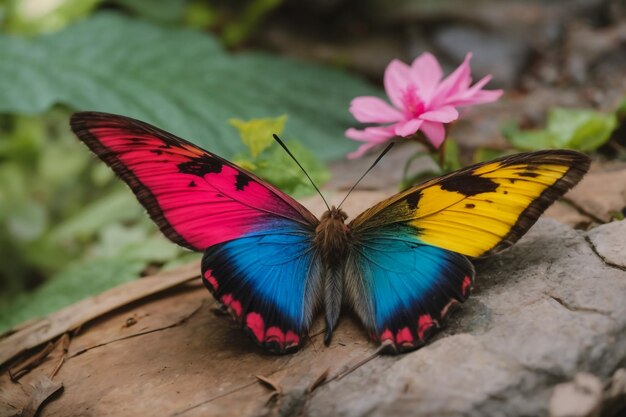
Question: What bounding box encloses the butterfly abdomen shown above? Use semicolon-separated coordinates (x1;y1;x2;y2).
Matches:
315;207;350;345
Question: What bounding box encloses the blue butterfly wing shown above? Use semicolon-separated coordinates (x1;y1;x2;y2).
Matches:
202;219;322;353
346;224;474;353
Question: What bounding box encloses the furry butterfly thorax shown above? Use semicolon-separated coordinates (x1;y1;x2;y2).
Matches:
71;111;590;355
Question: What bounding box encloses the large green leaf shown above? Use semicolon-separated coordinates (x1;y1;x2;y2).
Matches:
0;13;378;160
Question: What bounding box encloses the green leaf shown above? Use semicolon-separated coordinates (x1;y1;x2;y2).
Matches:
547;108;617;151
0;258;145;333
230;115;287;157
0;13;378;160
253;140;330;198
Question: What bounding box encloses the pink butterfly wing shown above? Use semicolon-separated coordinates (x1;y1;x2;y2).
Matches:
70;112;318;251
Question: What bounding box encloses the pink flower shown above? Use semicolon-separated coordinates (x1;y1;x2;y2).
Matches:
346;52;503;159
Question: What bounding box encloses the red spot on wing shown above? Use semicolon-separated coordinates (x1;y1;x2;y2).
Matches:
417;314;434;340
462;275;472;296
395;327;413;345
285;331;300;346
203;269;218;290
265;327;286;344
380;329;394;343
220;293;243;319
246;312;265;342
243;312;301;351
230;300;242;317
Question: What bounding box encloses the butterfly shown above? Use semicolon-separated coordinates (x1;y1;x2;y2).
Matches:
70;112;590;354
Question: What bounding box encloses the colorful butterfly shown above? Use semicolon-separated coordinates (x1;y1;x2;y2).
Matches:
70;112;590;354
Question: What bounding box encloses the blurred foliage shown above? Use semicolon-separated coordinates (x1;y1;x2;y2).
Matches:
114;0;187;24
0;0;101;34
472;147;509;164
220;0;283;47
503;107;618;152
0;0;280;42
0;108;191;332
231;115;330;198
0;12;374;161
441;139;461;172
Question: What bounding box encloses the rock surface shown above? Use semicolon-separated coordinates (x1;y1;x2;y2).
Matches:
548;368;626;417
588;220;626;269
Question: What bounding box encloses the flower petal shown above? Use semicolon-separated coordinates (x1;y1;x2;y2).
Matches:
394;119;423;137
420;121;446;148
445;74;502;107
345;126;395;143
384;59;412;110
349;96;403;123
434;53;473;106
419;106;459;123
345;126;396;158
410;52;443;104
449;90;503;107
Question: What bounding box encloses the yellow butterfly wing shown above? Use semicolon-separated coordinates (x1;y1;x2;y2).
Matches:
349;150;590;258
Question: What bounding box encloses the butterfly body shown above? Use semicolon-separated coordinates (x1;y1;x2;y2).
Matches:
71;112;590;355
315;206;350;344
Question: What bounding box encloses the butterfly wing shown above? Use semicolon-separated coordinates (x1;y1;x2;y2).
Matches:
202;228;322;353
70;112;318;252
71;112;322;353
345;227;474;353
347;150;590;352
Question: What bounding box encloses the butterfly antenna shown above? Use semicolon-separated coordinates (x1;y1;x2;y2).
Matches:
337;142;394;210
273;134;331;211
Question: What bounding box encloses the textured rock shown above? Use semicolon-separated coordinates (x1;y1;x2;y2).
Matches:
564;163;626;223
587;219;626;269
549;373;603;417
548;369;626;417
